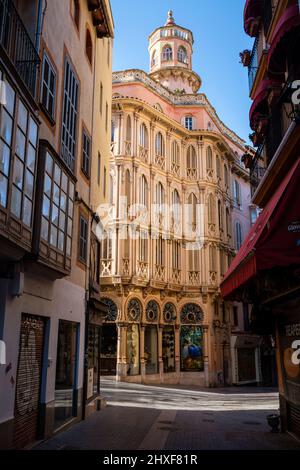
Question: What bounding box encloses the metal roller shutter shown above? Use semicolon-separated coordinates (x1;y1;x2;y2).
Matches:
13;314;45;449
287;402;300;439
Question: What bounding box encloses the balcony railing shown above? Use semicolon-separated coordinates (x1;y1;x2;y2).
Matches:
0;0;40;98
250;143;266;197
248;36;259;93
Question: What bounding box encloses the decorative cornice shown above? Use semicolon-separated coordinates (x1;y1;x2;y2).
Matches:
112;69;245;148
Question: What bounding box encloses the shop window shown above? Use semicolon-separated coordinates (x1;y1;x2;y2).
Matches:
126;324;140;375
145;325;158;374
54;320;79;429
100;324;117;376
180;326;204;372
162;326;175;373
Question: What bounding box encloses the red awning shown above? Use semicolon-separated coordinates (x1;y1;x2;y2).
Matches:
249;79;280;129
267;4;300;76
244;0;263;35
221;157;300;299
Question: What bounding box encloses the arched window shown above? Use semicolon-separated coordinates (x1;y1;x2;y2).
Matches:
109;175;114;205
162;45;173;61
156;235;165;267
226;208;231;237
172;189;181;233
235;221;243;250
224;164;229;187
155;132;165;156
209;245;216;272
172;240;180;270
218;200;223;230
139;230;148;263
156;182;165;207
140;175;148;208
187;146;197;180
233;180;241;207
140;123;148;148
85;29;93;65
171;141;180;175
178;46;188;64
125;115;132;155
73;0;80;30
125;169;131;207
152;50;158;67
208;193;215;225
206;146;213;171
184;116;193;130
216;156;221;180
126;115;132;141
188;192;197;231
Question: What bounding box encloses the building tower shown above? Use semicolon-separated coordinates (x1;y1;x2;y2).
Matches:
148;10;201;93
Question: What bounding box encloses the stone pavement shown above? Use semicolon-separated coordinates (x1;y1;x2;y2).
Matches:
36;379;300;450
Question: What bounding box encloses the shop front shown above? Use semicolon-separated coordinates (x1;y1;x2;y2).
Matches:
275;298;300;439
230;334;261;385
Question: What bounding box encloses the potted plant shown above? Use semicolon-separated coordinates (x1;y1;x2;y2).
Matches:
239;49;251;67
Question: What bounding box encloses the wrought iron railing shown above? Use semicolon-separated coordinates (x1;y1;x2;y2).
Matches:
0;0;40;98
248;36;258;93
250;143;266;197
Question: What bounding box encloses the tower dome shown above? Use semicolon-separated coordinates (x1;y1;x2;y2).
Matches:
148;11;201;94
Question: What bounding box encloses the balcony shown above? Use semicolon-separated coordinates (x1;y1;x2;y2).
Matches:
250;143;267;197
0;0;40;98
248;37;259;93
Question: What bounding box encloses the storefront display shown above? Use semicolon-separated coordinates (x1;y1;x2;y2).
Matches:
54;320;79;429
145;325;158;374
100;324;117;375
180;326;204;371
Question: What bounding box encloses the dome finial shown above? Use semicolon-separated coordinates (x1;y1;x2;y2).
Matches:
166;9;175;26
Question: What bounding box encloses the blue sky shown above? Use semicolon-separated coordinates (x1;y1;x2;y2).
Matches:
110;0;254;144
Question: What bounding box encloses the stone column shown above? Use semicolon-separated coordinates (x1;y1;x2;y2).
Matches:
158;324;164;381
175;324;181;378
140;324;146;381
203;325;210;387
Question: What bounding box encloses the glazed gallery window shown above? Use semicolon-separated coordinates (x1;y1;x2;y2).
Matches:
180;326;204;372
61;58;79;171
0;79;38;226
127;324;140;375
40;52;56;121
54;320;79;429
41;151;74;256
145;325;158;374
185;116;193;131
162;326;175;373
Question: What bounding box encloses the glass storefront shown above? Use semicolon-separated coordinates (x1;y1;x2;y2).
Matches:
162;326;175;372
127;324;140;375
180;325;204;371
54;320;79;429
100;324;117;375
145;325;158;374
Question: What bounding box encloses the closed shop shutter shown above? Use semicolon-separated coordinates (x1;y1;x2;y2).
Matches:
13;314;45;449
287;403;300;439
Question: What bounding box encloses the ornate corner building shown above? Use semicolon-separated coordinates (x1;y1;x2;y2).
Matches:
100;11;256;387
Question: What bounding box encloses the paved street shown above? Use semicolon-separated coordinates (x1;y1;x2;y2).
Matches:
36;379;300;450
